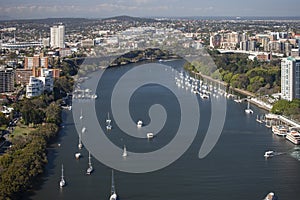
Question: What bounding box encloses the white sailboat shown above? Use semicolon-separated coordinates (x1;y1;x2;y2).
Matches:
86;151;93;175
59;164;66;188
106;113;112;130
245;101;253;114
109;170;117;200
79;108;83;120
122;145;127;157
78;132;83;149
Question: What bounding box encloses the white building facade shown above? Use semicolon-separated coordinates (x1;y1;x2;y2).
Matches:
26;69;54;98
281;57;300;101
50;24;65;48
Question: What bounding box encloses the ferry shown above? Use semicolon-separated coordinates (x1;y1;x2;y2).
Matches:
286;130;300;145
272;125;288;137
264;151;274;158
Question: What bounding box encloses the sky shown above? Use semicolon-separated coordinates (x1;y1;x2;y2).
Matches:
0;0;299;19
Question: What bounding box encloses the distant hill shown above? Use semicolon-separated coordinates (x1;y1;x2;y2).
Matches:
0;15;14;21
102;15;157;23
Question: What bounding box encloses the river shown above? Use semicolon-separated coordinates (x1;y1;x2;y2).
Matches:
26;60;300;200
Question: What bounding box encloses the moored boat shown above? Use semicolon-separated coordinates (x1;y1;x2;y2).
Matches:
272;125;288;137
137;120;143;128
286;130;300;145
59;164;66;188
147;132;154;139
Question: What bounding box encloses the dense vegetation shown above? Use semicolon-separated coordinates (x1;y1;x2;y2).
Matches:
271;99;300;121
184;49;281;95
0;123;59;199
0;57;77;199
110;48;178;67
0;96;61;199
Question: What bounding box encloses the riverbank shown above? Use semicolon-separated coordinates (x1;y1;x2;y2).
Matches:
192;71;273;111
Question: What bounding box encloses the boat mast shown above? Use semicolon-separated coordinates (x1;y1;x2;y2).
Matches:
61;164;64;179
111;169;116;195
88;152;92;167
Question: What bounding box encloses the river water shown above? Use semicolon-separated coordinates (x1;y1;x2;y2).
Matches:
26;60;300;200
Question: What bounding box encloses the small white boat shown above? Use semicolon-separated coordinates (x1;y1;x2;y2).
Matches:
122;145;127;157
264;192;276;200
137;120;143;128
59;164;66;188
200;93;209;99
109;170;118;200
86;151;93;175
147;133;154;139
78;142;83;149
75;152;81;159
79;109;83;120
106;112;111;123
264;151;274;158
106;113;112;130
245;101;253;114
106;124;112;130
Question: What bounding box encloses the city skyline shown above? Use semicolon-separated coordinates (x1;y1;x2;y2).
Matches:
0;0;300;19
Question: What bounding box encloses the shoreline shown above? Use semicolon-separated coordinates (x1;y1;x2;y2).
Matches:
192;71;272;111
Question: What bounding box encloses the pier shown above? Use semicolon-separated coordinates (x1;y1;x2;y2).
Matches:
265;113;300;129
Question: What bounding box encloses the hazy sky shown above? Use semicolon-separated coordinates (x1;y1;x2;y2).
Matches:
0;0;299;19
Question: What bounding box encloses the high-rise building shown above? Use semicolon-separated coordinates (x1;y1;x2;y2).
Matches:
0;66;15;93
50;24;65;48
281;57;300;101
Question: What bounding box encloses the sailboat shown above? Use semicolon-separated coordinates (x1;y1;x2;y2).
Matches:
106;113;112;130
245;101;253;114
109;170;118;200
78;132;83;149
79;109;83;120
59;164;66;188
122;145;127;157
86;151;93;175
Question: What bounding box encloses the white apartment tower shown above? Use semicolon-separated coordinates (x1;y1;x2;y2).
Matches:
50;24;65;48
281;57;300;101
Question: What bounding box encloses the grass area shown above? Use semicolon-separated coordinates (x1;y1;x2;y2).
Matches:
9;125;35;138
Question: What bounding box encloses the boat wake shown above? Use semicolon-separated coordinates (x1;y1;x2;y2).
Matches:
290;147;300;161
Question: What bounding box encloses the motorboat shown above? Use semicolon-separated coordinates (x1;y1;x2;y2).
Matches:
264;192;277;200
137;120;143;128
75;152;81;159
264;151;274;158
147;133;154;139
